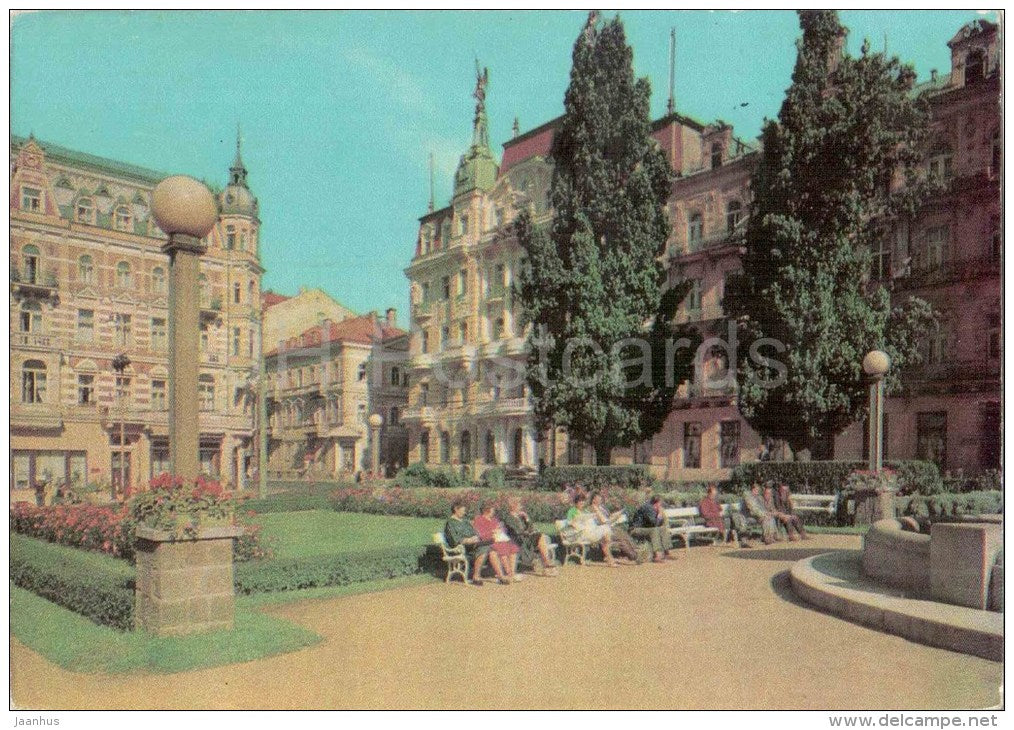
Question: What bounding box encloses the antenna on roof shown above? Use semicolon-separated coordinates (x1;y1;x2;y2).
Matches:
428;152;435;212
667;28;676;115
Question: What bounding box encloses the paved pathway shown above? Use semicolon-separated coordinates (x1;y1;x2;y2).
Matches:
11;535;1002;710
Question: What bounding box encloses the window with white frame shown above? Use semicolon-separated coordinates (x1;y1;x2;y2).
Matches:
22;245;40;284
114;206;132;231
114;313;132;347
77;309;94;342
78;255;94;284
151;317;167;351
115;375;131;406
924;226;948;270
77;373;95;405
152;267;166;294
726;200;743;234
688;212;704;249
687;279;703;311
76;198;94;223
928;145;953;181
151;379;167;410
21;360;46;403
21;187;41;212
198;375;215;411
115;261;131;288
20;301;42;333
872;236;892;280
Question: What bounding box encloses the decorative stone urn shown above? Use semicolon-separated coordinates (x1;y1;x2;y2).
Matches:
134;524;242;636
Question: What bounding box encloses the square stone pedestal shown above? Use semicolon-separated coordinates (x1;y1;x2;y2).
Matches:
135;524;242;636
930;522;1002;610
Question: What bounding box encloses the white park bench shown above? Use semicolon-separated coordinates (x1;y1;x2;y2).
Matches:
664;506;725;549
554;519;590;566
790;493;838;518
434;532;469;584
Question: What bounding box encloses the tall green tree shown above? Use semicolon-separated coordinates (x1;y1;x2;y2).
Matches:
724;10;936;459
515;12;698;465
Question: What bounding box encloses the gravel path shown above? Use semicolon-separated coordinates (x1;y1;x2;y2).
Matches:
11;535;1002;710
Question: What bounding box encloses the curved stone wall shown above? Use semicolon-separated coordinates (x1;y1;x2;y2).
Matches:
862;519;931;595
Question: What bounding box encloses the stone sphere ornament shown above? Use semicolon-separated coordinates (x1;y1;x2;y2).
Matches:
151;175;218;238
862;349;891;378
368;413;384;429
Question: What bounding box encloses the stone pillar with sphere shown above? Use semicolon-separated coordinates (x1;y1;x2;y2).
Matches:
862;349;894;522
368;413;384;477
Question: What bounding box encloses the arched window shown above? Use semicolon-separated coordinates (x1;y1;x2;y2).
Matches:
688;212;704;247
152;266;166;294
711;142;723;169
75;197;94;224
19;301;42;333
460;430;472;464
440;431;450;464
116;261;131;288
233;281;241;304
21;360;46;404
726;200;743;234
22;245;40;284
78;255;94;284
225;225;236;250
928;144;953;181
484;431;496;465
389;406;400;426
420;431;430;463
114;205;132;231
248;280;255;303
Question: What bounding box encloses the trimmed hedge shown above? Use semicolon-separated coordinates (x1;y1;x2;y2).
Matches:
233;545;436;594
11;534;135;631
728;460;942;495
394;462;472;489
899;491;1002;520
240;492;332;514
536;465;653;492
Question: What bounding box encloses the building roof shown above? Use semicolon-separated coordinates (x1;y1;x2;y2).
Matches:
267;312;406;357
10;134;170;186
261;290;291;309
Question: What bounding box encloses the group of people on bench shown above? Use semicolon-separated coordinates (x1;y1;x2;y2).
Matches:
444;480;810;584
444;497;560;586
697;481;809;545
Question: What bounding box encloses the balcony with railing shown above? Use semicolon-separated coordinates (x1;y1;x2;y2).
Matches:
892;256;1000;291
673;378;738;406
674;230;745;261
10;267;59;298
674;304;725;325
402;404;435;422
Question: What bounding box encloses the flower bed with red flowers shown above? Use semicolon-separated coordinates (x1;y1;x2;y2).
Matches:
10;474;270;563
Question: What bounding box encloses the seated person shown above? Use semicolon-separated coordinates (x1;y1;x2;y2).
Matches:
590;491;639;563
698;483;751;547
565;493;618;567
502;497;558;576
629;495;674;562
444;499;507;586
771;483;808;540
742;483;780;544
473;502;521;583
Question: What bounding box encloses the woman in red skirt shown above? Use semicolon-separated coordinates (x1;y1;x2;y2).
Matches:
472;502;521;584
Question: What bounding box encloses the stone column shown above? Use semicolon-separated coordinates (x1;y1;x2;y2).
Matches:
151;176;217;483
165;235;204;481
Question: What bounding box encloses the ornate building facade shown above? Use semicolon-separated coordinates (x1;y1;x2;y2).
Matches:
404;19;1001;480
10;134;263;498
264;309;408;479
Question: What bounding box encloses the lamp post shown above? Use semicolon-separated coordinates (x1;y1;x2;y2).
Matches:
112;353;131;499
368;413;384;478
862;349;892;519
150;176;218;482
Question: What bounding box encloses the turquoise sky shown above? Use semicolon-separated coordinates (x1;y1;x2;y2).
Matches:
11;10;992;324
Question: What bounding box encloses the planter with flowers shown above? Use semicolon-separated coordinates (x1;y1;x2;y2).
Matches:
846;469;900;525
132;474;242;636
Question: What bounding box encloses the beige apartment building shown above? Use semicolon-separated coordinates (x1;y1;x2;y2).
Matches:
264;309;409;479
405;19;1001;480
10;134;262;496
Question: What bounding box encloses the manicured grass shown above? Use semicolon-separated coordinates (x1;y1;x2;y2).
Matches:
10;584;320;674
257;510;447;559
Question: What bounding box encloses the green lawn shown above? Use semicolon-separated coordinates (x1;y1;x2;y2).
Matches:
10;584;320;674
257;510;447;559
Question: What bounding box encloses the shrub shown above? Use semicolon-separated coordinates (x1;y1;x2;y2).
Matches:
480;467;508;490
536;465;653;492
394;462;472;489
130;474;232;537
240;492;332;514
899;491;1003;520
975;470;1002;492
234;546;435;594
10;502;136;559
729;460;941;495
10;534;135;630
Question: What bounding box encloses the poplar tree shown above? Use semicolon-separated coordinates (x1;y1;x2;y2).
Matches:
516;12;698;465
724;10;936;459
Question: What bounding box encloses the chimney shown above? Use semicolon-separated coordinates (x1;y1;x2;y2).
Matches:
385;308;397;327
931;68;938;82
